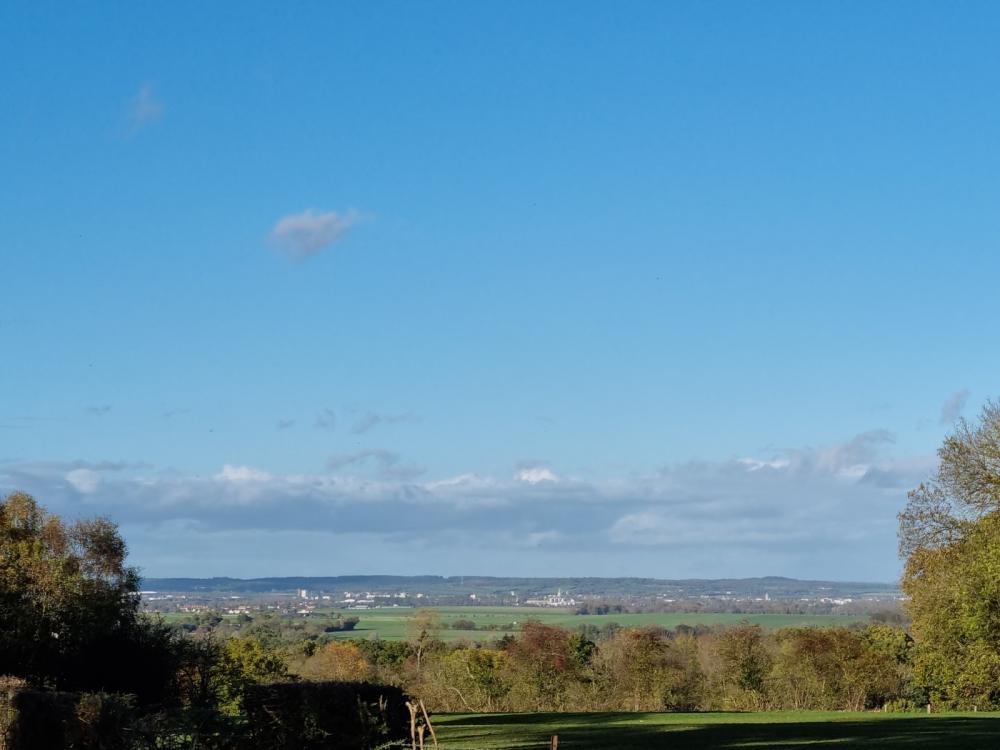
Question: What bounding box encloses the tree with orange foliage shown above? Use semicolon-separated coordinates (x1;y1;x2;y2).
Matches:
298;641;374;682
503;621;586;711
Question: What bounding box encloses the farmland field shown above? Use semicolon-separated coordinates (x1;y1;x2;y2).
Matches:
312;606;867;641
434;711;1000;749
154;605;872;641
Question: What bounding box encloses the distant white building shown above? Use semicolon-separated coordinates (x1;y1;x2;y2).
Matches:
525;589;577;607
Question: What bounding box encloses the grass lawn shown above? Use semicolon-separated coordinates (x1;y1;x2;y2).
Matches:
434;711;1000;749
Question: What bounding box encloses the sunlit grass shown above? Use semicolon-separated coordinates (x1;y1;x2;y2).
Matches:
434;711;1000;749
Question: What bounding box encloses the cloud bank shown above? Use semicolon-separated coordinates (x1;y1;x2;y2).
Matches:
0;431;934;580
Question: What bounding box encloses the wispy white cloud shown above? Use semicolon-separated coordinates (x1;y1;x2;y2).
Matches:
327;449;399;471
127;83;165;134
515;466;559;484
269;209;362;260
327;449;425;481
314;409;336;430
216;465;271;482
940;389;970;424
521;530;562;548
65;468;101;494
349;411;415;435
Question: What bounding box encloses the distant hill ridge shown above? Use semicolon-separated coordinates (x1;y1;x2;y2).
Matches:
140;575;899;597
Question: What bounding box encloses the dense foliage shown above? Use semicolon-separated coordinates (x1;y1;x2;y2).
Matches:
0;493;406;749
297;621;917;713
0;492;177;702
243;682;409;750
900;402;1000;709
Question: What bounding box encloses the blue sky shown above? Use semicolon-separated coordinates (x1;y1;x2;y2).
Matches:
2;2;998;581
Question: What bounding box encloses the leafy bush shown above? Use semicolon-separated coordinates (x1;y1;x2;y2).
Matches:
323;616;360;633
0;677;134;750
243;681;409;750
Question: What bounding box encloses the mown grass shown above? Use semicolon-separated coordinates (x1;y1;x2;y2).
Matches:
434;711;1000;749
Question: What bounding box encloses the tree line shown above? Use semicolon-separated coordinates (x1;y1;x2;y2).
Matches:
274;618;913;713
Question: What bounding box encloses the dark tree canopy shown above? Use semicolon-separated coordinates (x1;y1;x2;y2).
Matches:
0;491;176;701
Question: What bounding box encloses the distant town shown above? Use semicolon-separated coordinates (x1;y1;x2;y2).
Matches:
140;575;903;619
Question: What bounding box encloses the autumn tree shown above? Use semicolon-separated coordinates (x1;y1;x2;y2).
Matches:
417;647;508;712
0;491;178;701
899;401;1000;708
406;609;442;672
214;636;288;714
712;624;773;710
594;628;702;711
899;401;1000;557
503;621;583;711
353;640;412;685
770;628;899;711
298;641;373;683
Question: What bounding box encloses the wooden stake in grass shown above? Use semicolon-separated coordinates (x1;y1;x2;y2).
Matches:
550;735;559;750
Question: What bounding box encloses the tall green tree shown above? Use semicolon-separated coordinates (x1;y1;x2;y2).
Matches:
899;401;1000;708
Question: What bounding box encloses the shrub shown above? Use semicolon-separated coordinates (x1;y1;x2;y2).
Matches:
0;677;134;750
244;681;409;750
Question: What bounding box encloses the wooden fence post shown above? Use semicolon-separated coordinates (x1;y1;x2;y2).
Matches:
419;699;439;748
406;701;418;750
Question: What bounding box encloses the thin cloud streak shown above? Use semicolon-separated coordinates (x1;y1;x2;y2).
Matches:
127;83;165;134
349;411;415;435
314;409;336;430
940;389;970;424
